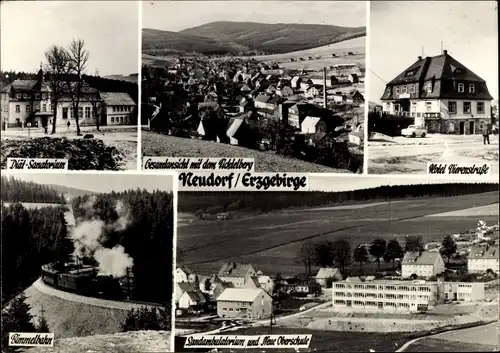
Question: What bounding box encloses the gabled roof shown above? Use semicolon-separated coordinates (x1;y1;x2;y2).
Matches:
244;276;261;289
176;282;195;294
100;92;135;106
227;118;244;139
217;262;255;278
467;245;499;260
402;251;442;266
316;267;341;279
183;290;207;303
255;94;272;103
216;288;268;302
11;79;38;91
177;265;194;275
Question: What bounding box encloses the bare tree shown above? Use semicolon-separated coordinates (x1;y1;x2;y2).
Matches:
64;39;89;135
44;45;69;134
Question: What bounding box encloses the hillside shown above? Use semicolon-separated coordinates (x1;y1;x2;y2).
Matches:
47;185;98;198
142;21;366;56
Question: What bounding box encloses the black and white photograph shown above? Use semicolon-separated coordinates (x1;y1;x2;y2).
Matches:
141;1;366;173
173;179;499;352
367;1;499;175
1;172;175;353
1;1;139;170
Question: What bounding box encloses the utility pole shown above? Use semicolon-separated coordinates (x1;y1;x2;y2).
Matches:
323;67;327;109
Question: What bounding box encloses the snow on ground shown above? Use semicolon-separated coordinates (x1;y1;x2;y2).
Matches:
425;203;499;217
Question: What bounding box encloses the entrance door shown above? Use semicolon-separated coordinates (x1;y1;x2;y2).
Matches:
459;122;465;134
469;121;475;134
346;300;352;307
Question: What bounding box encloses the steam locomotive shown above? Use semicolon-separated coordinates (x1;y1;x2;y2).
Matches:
41;262;125;300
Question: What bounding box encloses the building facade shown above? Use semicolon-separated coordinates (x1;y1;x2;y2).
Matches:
332;278;484;313
381;50;493;134
1;69;136;130
467;244;500;274
401;251;446;279
217;263;257;288
216;288;273;320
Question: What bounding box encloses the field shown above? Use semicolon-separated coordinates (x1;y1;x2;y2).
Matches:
142;22;365;56
177;192;499;276
141;130;349;173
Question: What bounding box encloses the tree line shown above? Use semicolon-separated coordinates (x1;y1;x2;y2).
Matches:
1;176;66;204
297;233;472;279
178;183;499;213
72;189;174;304
2;202;70;304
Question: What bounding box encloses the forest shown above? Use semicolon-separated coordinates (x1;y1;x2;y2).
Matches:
1;176;66;204
72;189;174;304
178;183;499;213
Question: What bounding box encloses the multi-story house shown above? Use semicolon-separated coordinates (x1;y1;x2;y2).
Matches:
401;251;445;279
217;262;257;288
380;50;493;134
467;244;500;274
217;288;273;320
1;67;136;130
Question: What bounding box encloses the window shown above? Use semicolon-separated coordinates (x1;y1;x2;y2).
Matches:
463;102;471;114
402;86;407;94
425;83;432;93
426;102;432;112
395;87;400;95
15;105;20;112
16;93;21;99
49;104;52;112
409;85;415;93
42;104;47;112
111;117;114;123
458;83;464;93
448;101;457;114
78;107;83;118
63;107;68;119
113;106;116;112
23;94;27;99
85;107;91;118
26;105;31;113
42;93;47;99
69;107;73;118
469;84;475;93
35;93;40;99
477;102;485;114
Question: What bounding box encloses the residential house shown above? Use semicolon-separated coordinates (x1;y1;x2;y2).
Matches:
349;74;359;84
100;92;136;126
276;86;294;98
380;50;493;134
200;274;231;302
175;266;198;284
175;282;195;303
300;79;314;91
348;125;364;146
288;103;342;130
467;244;500;274
401;251;446;279
304;85;321;99
243;276;261;289
349;90;365;104
257;274;274;294
291;76;302;89
178;290;207;311
216;288;273;320
331;64;361;76
315;267;343;287
441;282;485;302
217;262;257;288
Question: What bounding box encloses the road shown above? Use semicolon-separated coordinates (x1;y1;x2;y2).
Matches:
368;133;499;174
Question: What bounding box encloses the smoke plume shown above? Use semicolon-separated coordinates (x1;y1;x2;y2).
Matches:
68;197;134;277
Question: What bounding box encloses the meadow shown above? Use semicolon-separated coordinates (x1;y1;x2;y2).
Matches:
177;192;499;276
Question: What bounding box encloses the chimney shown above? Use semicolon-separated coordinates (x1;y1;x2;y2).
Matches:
323;67;327;109
443;50;448;55
418;56;422;61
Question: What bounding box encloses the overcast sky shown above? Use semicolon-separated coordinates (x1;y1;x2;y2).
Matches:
1;1;139;76
369;1;498;104
143;1;366;31
310;175;499;192
3;172;174;194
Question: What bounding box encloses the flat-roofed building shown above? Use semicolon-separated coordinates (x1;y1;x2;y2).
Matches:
332;278;485;313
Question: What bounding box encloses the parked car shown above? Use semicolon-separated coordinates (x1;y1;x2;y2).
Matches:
401;125;427;138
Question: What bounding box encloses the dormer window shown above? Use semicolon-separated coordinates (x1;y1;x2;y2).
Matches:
469;84;475;93
424;83;432;93
454;68;466;74
395;87;400;95
458;83;464;93
409;85;415;93
16;93;21;99
405;70;414;77
23;94;27;99
402;86;407;94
